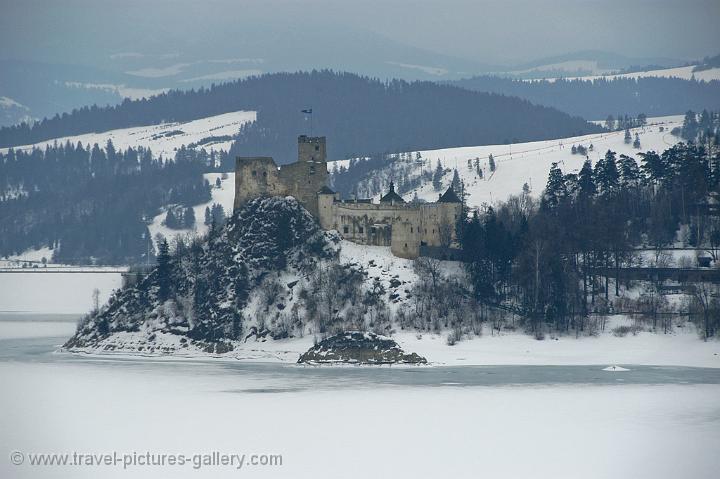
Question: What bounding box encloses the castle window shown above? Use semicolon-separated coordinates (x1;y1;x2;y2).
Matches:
359;227;364;234
404;243;408;248
315;145;320;151
410;227;413;233
262;171;267;177
310;165;315;174
343;226;349;234
252;170;257;177
370;226;376;234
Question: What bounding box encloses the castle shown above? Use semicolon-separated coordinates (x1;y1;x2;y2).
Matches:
234;136;461;259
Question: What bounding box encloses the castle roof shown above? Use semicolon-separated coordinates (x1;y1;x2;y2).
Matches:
438;187;461;203
380;182;405;204
318;185;335;195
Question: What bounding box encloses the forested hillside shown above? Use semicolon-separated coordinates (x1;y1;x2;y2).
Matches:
0;71;601;161
0;141;210;264
450;76;720;119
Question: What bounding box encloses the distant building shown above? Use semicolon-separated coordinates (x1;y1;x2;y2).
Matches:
234;136;462;259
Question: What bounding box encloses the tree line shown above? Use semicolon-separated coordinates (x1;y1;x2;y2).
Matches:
458;142;720;338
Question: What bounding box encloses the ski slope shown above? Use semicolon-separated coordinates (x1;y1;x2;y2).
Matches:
333;115;684;209
0;110;256;159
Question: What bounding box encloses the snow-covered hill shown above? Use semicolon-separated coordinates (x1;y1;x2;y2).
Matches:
331;115;685;209
0;110;256;158
537;65;720;83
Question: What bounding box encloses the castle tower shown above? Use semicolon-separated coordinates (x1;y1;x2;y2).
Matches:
298;135;326;163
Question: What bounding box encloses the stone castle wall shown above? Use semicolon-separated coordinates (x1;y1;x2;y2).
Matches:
235;135;461;259
234;136;328;217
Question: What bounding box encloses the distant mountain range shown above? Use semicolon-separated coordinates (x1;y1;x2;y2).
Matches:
0;71;601;160
0;46;698;127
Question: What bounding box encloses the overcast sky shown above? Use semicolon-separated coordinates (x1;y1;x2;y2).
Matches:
1;0;718;66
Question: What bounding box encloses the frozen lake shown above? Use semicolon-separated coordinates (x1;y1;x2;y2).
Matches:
2;314;720;478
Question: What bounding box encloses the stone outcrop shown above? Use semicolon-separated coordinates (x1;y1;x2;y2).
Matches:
297;331;427;365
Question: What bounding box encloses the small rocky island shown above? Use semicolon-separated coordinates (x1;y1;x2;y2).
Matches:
298;331;427;365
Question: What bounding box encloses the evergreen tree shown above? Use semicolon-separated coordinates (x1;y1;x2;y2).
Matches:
183;206;196;228
595;150;620;194
618;155;642;187
204;206;212;226
164;209;180;229
156;239;171;301
578;160;596;198
488;154;496;172
451;169;461;192
624;128;632;144
682;110;699;141
432;160;444;191
633;133;641;149
542;162;566;209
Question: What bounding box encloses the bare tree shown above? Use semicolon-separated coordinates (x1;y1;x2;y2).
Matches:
414;257;442;290
691;283;719;340
91;288;100;314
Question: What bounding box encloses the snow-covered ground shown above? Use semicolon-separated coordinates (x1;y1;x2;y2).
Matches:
533;64;720;83
338;115;684;208
0;110;256;158
147;172;236;250
393;318;720;368
1;319;719;479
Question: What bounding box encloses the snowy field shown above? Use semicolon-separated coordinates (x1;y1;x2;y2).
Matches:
534;64;720;83
1;319;719;479
0;110;256;158
348;115;685;208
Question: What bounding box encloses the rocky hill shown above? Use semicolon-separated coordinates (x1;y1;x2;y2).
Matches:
64;196;339;354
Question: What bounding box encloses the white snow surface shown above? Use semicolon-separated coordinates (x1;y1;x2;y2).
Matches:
391;317;720;368
0;110;256;159
337;115;684;208
1;346;719;479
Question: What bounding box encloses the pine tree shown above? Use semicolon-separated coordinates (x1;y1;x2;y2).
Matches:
571;145;578;155
488;154;496;172
633;133;641;149
682;110;699;141
578;160;596;197
183;206;196;228
451;169;461;192
164;209;179;229
543;162;566;209
204;206;212;226
624;128;632;144
595;151;620;194
156;239;171;301
619;154;642;187
432;160;444;191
